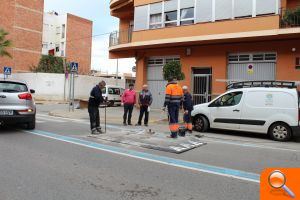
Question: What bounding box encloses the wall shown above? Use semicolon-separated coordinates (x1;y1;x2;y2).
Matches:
135;39;300;96
66;14;93;75
9;73;125;101
0;0;44;73
132;15;280;42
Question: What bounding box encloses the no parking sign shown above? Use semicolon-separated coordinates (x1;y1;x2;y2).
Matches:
247;64;254;74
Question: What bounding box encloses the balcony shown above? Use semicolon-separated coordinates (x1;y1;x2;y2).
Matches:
280;8;300;28
110;0;133;18
109;28;132;47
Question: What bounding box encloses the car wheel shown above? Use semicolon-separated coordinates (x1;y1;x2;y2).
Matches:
269;123;292;142
194;115;209;132
26;118;36;130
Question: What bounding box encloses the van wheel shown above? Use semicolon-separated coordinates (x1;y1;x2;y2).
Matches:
269;123;292;141
194;116;209;132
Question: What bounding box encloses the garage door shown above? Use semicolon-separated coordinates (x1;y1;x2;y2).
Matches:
147;57;180;109
228;53;276;83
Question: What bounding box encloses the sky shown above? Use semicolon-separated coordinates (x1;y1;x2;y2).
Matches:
44;0;135;74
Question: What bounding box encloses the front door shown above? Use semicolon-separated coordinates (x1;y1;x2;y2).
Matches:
209;91;244;129
192;68;212;105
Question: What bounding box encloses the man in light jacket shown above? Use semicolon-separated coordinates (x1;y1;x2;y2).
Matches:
136;85;153;126
122;83;136;126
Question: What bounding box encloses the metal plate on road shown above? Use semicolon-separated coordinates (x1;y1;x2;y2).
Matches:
87;128;206;154
0;110;13;116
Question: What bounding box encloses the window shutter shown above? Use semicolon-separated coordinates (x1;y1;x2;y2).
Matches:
195;0;212;23
256;0;277;15
215;0;233;20
164;0;178;12
234;0;252;18
180;0;194;9
150;2;162;14
134;5;149;31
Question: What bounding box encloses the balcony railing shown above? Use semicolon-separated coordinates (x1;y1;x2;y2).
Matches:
109;28;133;47
280;8;300;28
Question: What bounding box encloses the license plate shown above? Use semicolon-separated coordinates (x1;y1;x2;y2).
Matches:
0;110;14;116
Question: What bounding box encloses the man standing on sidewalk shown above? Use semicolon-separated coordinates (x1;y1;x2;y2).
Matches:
122;83;136;126
182;86;194;133
163;79;183;138
136;85;153;127
88;81;106;134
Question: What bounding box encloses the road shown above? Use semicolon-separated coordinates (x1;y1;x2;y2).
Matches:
0;104;299;200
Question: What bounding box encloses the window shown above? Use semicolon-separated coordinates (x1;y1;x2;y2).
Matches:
180;7;194;25
108;88;121;95
42;43;48;49
165;11;177;27
210;92;243;107
150;13;162;29
0;82;28;93
55;45;60;52
62;24;66;39
56;26;61;34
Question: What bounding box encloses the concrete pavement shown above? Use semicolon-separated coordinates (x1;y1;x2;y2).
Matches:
0;104;299;200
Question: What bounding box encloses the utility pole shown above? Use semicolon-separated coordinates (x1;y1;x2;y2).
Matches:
116;59;119;86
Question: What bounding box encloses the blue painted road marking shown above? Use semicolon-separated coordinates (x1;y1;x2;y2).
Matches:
24;129;260;183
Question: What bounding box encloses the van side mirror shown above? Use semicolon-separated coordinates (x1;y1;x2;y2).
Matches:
30;89;35;94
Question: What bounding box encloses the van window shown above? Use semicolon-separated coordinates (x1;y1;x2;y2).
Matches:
210;92;243;107
108;88;121;95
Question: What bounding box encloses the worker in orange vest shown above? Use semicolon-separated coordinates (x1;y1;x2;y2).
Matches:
163;79;183;138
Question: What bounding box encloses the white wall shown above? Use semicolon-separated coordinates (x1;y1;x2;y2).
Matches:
9;73;125;101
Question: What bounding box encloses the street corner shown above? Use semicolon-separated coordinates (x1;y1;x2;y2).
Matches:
85;126;206;154
260;168;300;200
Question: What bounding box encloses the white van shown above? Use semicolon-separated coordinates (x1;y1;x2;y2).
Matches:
102;85;124;107
191;81;300;141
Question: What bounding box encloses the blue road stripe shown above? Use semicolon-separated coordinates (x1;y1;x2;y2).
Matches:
24;129;260;183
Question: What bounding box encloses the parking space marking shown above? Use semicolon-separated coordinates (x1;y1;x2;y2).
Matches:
202;138;300;152
24;129;260;183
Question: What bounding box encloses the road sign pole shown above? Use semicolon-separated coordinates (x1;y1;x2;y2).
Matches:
72;73;75;112
69;73;72;112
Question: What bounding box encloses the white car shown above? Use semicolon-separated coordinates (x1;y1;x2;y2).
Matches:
102;85;124;107
191;81;300;141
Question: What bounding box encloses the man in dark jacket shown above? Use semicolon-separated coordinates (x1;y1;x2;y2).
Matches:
136;85;153;126
182;86;194;133
88;81;106;134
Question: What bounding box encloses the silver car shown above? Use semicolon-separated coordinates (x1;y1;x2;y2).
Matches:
0;79;36;129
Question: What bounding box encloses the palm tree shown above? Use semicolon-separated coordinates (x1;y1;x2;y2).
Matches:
0;28;12;58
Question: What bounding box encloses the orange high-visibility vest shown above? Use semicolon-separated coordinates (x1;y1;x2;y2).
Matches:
164;82;183;106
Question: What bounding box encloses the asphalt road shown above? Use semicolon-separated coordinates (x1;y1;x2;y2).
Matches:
0;104;300;200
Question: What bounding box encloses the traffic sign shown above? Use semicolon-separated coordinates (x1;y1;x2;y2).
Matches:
70;62;78;73
4;67;12;75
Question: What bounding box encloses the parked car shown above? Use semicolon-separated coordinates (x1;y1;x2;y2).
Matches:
191;81;300;141
0;80;36;129
102;85;124;107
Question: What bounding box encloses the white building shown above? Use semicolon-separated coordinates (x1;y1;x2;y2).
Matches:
42;11;67;57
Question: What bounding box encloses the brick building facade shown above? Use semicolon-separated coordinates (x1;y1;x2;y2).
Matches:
65;14;93;75
0;0;44;73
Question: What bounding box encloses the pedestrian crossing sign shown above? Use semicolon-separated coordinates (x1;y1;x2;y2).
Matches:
3;67;12;75
70;62;79;73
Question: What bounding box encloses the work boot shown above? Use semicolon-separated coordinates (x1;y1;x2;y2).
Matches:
135;123;141;126
91;128;99;135
96;127;104;134
128;123;133;126
170;132;178;139
123;123;127;126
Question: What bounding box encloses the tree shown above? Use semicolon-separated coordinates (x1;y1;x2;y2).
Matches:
163;61;185;81
31;55;67;73
0;28;12;58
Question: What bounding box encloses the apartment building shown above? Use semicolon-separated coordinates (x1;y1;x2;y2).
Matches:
109;0;300;108
42;12;93;74
0;0;44;73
